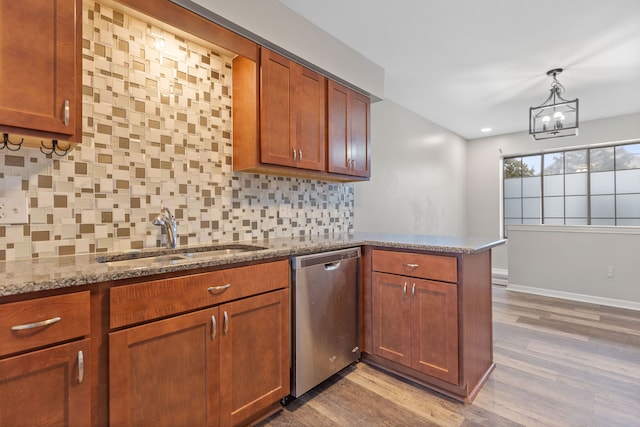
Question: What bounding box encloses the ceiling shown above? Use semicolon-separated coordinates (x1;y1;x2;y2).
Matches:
277;0;640;140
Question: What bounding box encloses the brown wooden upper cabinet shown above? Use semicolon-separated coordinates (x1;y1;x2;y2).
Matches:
327;81;371;178
233;47;371;182
0;0;82;143
260;48;326;171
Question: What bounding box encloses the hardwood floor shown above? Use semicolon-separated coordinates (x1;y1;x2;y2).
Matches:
258;286;640;426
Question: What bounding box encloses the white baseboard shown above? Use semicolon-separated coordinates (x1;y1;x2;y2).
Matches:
506;283;640;312
492;268;508;286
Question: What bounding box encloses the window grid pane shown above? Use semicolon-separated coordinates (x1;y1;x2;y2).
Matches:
503;140;640;235
615;143;640;170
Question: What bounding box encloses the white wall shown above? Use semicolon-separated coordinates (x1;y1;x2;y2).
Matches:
466;112;640;272
354;100;467;236
508;225;640;310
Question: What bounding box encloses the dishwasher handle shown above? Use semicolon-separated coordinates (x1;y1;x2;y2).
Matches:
324;261;341;271
291;247;360;270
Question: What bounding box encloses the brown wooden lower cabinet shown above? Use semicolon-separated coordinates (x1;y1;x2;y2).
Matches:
109;288;289;427
365;248;493;403
109;308;220;427
372;272;459;384
219;289;290;426
0;338;91;427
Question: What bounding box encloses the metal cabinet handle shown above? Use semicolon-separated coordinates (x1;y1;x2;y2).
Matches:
11;316;61;331
403;263;419;269
403;282;407;297
207;284;231;294
299;150;303;161
211;315;217;340
412;283;416;298
352;159;356;169
292;149;297;161
223;310;229;335
77;350;84;384
63;100;70;126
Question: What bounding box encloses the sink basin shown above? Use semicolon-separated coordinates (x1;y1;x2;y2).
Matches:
96;244;267;268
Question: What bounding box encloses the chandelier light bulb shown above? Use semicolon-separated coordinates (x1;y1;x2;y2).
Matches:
553;111;565;129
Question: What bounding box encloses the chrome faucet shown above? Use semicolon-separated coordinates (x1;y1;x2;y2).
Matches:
153;207;178;249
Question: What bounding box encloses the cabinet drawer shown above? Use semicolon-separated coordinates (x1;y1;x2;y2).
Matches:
0;291;90;357
110;260;289;329
372;250;457;283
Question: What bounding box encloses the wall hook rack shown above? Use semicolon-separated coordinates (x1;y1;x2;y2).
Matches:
1;133;24;151
40;139;71;157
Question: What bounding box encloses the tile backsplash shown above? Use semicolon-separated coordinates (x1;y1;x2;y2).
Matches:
0;0;354;261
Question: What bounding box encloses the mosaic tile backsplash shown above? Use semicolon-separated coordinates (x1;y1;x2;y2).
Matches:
0;1;354;261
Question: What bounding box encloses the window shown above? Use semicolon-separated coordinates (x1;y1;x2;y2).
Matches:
503;142;640;235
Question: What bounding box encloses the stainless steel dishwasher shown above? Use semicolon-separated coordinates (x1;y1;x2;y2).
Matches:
290;247;361;398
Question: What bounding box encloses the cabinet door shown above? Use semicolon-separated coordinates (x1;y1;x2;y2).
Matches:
327;81;370;177
0;339;91;427
293;66;326;171
109;309;220;427
411;278;459;384
371;272;412;366
327;80;351;175
0;0;79;138
349;90;371;177
219;289;289;427
260;49;295;167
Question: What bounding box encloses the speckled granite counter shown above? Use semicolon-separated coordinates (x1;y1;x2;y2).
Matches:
0;232;504;297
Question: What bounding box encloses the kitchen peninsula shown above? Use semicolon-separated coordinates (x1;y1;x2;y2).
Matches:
0;233;503;426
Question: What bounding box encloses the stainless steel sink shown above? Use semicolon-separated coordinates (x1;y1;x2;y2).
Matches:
96;244;267;268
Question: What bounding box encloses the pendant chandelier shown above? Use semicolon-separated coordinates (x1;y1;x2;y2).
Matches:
529;68;579;140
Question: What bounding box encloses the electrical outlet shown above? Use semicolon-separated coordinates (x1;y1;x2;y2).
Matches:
0;197;29;224
606;266;615;279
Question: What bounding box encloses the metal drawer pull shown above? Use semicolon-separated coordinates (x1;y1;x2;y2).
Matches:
299;150;303;161
11;316;61;331
64;100;70;126
403;263;419;269
207;284;231;294
292;149;297;161
77;350;84;384
211;315;217;340
223;311;229;335
412;283;416;298
403;282;407;297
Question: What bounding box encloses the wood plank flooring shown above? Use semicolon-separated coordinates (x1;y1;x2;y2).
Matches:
257;286;640;426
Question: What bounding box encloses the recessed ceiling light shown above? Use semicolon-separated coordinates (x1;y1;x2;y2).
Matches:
481;127;492;133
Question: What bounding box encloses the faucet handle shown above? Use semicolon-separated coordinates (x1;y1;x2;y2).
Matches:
162;207;173;218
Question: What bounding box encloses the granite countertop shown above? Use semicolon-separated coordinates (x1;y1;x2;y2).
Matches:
0;232;505;297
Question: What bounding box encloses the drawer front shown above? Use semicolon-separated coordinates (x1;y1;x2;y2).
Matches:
0;291;91;357
110;260;289;329
372;250;457;283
